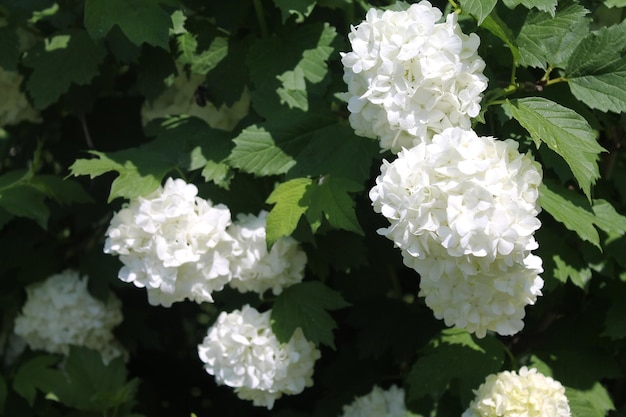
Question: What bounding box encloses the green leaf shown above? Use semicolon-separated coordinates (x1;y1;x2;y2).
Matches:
22;30;106;109
502;0;558;15
0;184;49;228
567;383;615;417
228;110;336;177
52;346;137;412
539;182;600;248
177;34;229;76
552;252;592;288
502;98;604;199
605;0;626;7
13;355;63;405
566;21;626;113
274;23;336;110
271;281;349;348
266;178;312;245
539;181;626;251
84;0;172;49
480;11;521;62
460;0;497;25
406;329;504;405
515;2;589;68
304;176;364;235
286;123;380;184
274;0;317;23
29;176;93;205
247;23;337;115
71;117;231;201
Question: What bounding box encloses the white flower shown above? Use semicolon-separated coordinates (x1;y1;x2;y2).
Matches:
0;68;40;127
13;270;124;364
405;245;543;338
104;177;235;307
197;305;320;409
141;67;250;131
370;127;542;264
339;385;406;417
341;1;488;153
228;210;307;295
463;367;571;417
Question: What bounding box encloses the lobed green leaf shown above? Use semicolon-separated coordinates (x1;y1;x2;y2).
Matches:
13;355;63;405
567;383;615;417
515;1;589;69
266;178;312;245
84;0;172;49
406;329;504;405
271;281;349;348
460;0;497;25
503;98;604;199
502;0;557;16
22;30;106;109
565;21;626;113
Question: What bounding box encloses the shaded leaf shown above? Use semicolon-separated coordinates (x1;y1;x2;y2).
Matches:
271;281;349;348
502;0;558;15
304;176;363;235
274;0;317;23
84;0;172;49
13;355;63;405
406;329;504;405
22;30;106;109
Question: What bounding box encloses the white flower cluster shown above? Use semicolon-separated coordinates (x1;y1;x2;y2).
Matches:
339;385;406;417
229;211;307;295
141;67;250;131
105;178;307;306
463;367;571;417
105;177;235;307
13;270;125;364
0;68;40;127
341;1;487;153
197;305;320;409
370;127;543;337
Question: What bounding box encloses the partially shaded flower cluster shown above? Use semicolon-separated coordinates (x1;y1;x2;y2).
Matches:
463;367;571;417
105;178;307;306
197;305;320;409
228;211;308;295
370;127;543;337
13;270;125;364
339;385;406;417
341;1;487;153
141;67;250;131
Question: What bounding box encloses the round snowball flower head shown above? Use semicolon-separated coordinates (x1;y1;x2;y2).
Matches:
406;245;544;337
141;66;250;132
13;270;125;364
339;385;406;417
463;366;571;417
198;305;320;409
341;1;488;153
228;210;307;295
0;68;40;127
369;127;542;265
104;177;235;307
